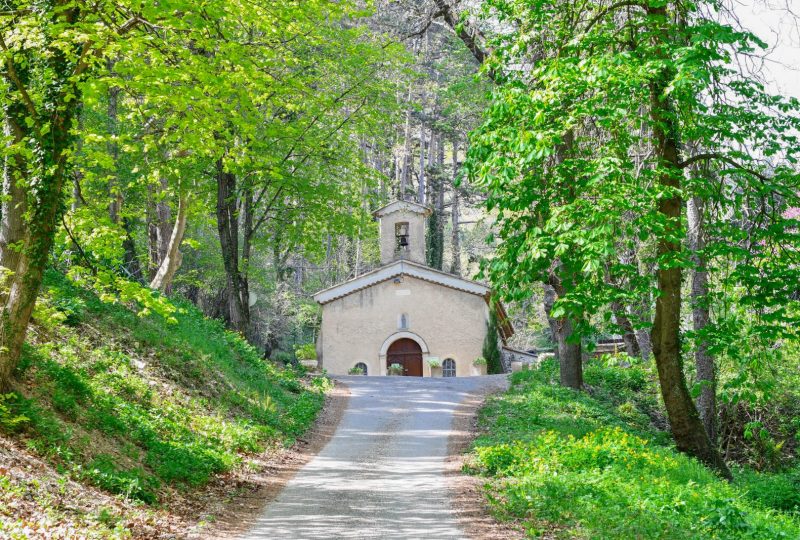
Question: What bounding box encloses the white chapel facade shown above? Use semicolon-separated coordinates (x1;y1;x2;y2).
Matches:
313;200;512;377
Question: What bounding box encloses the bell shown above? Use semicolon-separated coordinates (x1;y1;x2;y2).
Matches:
398;236;409;247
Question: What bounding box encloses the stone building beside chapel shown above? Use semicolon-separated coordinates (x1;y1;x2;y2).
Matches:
313;200;514;377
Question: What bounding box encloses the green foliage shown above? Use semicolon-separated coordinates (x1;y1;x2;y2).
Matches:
294;343;317;361
735;466;800;514
482;304;504;374
0;393;29;433
473;357;488;367
348;366;365;375
470;361;800;538
271;351;294;365
4;271;327;505
427;357;442;368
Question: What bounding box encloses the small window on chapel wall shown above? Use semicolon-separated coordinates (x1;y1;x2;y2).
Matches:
395;222;410;250
443;358;456;377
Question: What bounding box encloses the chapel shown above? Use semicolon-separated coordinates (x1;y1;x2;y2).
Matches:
313;200;513;376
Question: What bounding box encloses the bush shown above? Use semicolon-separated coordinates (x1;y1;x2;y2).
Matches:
0;393;29;432
427;357;442;368
469;362;800;538
294;343;316;361
271;350;294;364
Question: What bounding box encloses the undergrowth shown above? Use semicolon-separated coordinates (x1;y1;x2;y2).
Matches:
469;358;800;539
0;270;329;508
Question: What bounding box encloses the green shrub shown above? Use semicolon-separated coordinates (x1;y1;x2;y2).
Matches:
0;393;29;433
4;270;328;508
294;343;316;360
469;362;800;538
82;455;159;504
271;350;294;364
736;466;800;514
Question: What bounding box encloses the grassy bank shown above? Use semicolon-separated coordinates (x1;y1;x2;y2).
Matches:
468;358;800;539
0;271;329;538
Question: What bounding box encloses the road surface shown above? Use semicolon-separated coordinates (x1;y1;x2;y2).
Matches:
242;374;507;539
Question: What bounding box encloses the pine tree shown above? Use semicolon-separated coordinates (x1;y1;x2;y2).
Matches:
482;304;503;374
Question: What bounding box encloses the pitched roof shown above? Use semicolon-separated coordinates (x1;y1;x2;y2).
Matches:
312;259;490;305
372;200;432;218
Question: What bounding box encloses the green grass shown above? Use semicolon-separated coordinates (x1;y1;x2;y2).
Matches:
1;270;329;506
469;359;800;539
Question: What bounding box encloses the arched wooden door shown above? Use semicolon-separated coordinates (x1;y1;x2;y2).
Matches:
386;338;423;377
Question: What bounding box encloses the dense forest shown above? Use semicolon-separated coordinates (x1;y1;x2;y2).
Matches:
2;0;800;537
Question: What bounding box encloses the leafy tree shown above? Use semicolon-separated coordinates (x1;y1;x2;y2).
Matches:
466;0;800;477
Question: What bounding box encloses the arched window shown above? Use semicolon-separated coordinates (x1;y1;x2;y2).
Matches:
443;358;456;377
354;362;368;376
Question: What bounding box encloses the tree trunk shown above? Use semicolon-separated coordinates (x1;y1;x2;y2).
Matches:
556;317;582;389
120;217;143;282
107;77;122;224
688;195;716;442
1;117;27;281
400;96;412;200
418;124;427;204
547;276;583;389
543;284;561;357
215;158;249;335
647;4;729;478
147;176;173;280
0;88;76;391
611;300;641;358
450;140;462;276
150;190;189;293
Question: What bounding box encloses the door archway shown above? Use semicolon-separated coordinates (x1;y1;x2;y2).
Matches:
386;338;423;377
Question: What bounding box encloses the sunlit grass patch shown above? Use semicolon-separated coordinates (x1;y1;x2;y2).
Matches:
469;360;800;539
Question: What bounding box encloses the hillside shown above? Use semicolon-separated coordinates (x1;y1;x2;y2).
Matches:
0;271;329;538
467;358;800;539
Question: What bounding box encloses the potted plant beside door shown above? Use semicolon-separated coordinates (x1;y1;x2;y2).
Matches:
388;363;404;376
427;357;442;377
473;357;488;376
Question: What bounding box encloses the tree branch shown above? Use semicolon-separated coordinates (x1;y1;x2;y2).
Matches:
678;152;770;182
582;0;647;36
0;35;39;122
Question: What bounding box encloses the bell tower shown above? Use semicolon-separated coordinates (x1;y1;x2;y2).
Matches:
372;200;432;266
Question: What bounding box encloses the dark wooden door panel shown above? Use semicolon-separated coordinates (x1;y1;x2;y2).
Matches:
387;338;423;377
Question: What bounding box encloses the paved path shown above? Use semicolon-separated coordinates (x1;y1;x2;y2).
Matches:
242;375;507;540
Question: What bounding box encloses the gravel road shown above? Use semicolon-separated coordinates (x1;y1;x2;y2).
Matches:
241;374;508;540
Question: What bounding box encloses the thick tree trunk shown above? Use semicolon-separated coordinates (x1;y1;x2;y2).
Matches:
688;195;716;441
215;159;250;335
0;95;75;391
150;191;189;293
647;5;729;478
556;317;582;389
547;276;583;389
1;117;27;280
